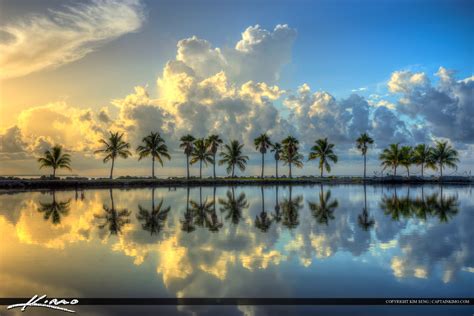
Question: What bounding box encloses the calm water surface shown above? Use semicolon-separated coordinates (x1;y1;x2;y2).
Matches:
1;185;473;315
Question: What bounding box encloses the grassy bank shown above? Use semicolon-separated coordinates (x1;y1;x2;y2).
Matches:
0;176;472;190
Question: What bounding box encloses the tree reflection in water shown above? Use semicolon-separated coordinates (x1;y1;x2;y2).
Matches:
180;187;196;233
281;186;303;229
358;184;375;231
380;186;459;223
308;184;338;226
219;187;249;225
37;191;71;225
255;186;272;232
136;188;170;236
94;189;131;235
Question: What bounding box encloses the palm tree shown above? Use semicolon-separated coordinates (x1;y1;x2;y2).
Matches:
400;146;413;176
308;138;338;177
379;143;403;176
431;141;459;177
355;133;374;180
219;188;249;225
254;133;273;178
37;145;72;178
136;188;170;235
271;142;282;179
190;138;213;179
94;189;131;235
206;135;223;179
281;136;303;178
94;131;132;179
180;134;195;179
308;185;338;225
413;144;435;177
136;132;170;178
207;186;223;232
219;140;249;178
37;191;71;225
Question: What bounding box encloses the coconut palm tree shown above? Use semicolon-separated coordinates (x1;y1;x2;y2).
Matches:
308;185;338;225
94;189;131;235
308;138;338;177
136;188;170;235
37;145;72;178
219;140;249;178
254;133;273;178
271;142;282;179
190;138;213;179
430;141;459;177
180;134;195;179
400;146;414;176
281;136;303;178
379;143;403;176
136;132;170;178
37;191;71;225
355;133;374;180
413;144;435;177
219;188;249;225
206;135;223;179
94;131;132;179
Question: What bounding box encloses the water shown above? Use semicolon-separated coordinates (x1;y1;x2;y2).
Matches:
0;184;473;315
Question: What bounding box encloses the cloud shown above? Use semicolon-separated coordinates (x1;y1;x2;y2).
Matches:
171;24;297;83
0;0;145;79
389;67;474;143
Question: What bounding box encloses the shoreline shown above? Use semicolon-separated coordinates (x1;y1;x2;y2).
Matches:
0;176;472;190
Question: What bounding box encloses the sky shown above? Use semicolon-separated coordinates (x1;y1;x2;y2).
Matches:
0;0;473;177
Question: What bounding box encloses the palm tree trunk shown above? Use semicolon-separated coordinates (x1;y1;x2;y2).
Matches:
109;188;114;209
261;153;264;178
53;167;56;178
394;165;397;177
199;160;202;179
275;160;279;179
421;164;424;177
152;156;155;178
152;187;155;210
440;164;443;178
289;162;292;178
261;186;265;212
320;166;323;178
186;155;190;179
213;153;216;179
363;154;367;180
110;158;115;179
232;164;235;178
363;183;367;211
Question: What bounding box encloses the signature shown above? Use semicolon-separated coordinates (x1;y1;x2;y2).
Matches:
7;294;79;313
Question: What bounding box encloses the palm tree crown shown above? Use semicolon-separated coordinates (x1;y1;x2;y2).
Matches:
379;143;403;176
254;133;273;178
136;132;170;178
94;131;131;179
281;136;303;178
355;133;374;179
190;138;214;178
400;145;413;176
180;134;196;179
431;141;459;177
37;145;72;178
219;140;249;177
308;138;338;177
413;144;435;177
206;134;223;179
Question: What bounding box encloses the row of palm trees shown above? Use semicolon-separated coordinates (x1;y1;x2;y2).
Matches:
37;131;460;179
